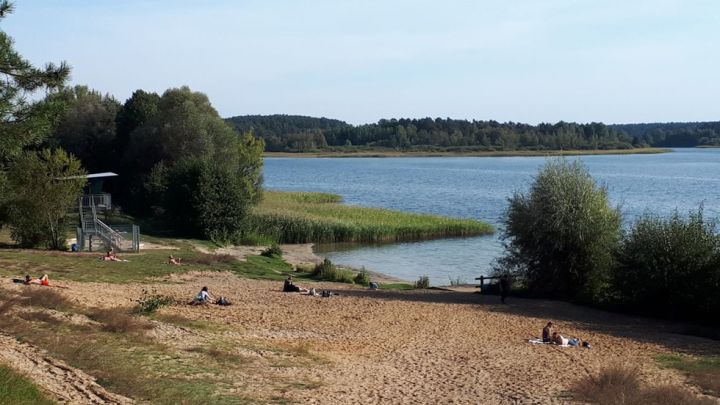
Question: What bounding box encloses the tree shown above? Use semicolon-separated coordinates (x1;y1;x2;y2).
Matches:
5;149;86;249
45;86;121;172
0;1;70;167
115;89;160;157
120;87;241;214
496;159;621;301
152;154;261;243
613;209;720;322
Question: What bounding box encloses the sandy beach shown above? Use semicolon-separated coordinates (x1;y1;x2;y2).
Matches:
4;266;718;404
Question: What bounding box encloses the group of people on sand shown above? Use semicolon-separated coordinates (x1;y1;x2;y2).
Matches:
541;321;590;348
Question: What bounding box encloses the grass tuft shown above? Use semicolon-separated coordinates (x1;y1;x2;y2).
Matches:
572;364;716;405
414;275;430;289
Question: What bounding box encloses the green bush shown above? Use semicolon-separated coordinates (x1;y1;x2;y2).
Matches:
261;243;283;258
614;209;720;322
496;158;621;302
133;290;174;315
414;275;430;289
354;267;371;286
311;258;355;284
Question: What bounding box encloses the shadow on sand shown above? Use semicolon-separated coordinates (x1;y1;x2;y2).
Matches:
337;287;720;357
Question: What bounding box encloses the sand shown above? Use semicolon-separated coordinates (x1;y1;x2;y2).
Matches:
8;270;713;405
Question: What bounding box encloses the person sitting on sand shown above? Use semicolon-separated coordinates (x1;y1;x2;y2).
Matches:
551;332;581;347
542;322;554;343
189;286;213;305
282;276;309;293
168;255;181;266
24;274;50;286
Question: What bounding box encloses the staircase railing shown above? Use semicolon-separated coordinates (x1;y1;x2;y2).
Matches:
77;194;138;252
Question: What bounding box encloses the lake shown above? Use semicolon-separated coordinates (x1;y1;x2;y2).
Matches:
263;148;720;286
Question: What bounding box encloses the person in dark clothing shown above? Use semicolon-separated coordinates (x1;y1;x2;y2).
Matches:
542;321;554;343
282;276;309;293
499;274;510;304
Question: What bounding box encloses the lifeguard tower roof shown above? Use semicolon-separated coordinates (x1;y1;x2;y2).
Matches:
86;172;118;179
61;172;118;180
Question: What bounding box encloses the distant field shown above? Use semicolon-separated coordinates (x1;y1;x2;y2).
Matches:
249;191;493;243
264;147;670;158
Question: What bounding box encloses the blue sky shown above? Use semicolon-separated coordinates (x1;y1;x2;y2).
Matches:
6;0;720;124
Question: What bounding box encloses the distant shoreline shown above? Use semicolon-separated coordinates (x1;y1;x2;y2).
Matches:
264;147;670;158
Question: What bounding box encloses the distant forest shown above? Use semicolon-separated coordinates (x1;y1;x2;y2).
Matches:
226;115;720;152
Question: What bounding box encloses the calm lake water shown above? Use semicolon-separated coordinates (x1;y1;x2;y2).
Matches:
263;149;720;285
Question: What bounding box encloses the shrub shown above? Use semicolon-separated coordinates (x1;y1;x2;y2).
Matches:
414;275;430;289
613;209;720;322
89;308;154;334
311;258;355;284
496;158;621;302
261;243;283;258
354;267;371;286
133;290;174;315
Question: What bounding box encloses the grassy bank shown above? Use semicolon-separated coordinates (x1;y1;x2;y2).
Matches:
248;191;493;243
0;364;55;405
264;147;670;158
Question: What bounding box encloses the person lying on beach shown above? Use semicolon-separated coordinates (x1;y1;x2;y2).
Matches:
24;274;50;286
542;322;554;343
282;276;309;293
168;255;182;266
551;332;582;347
189;286;213;305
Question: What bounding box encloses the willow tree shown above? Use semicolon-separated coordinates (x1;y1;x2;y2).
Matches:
497;158;621;302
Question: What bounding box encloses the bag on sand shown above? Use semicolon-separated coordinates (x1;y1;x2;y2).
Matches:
215;296;231;306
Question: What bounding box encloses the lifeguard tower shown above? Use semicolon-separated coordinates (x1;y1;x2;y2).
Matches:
75;172;140;252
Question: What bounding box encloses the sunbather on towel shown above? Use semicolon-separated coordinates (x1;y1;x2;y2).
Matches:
552;332;581;346
25;274;50;286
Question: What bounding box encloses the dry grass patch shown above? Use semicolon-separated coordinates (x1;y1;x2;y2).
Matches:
185;346;257;365
183;253;237;266
88;308;154;334
17;310;64;326
18;288;72;311
572;364;716;405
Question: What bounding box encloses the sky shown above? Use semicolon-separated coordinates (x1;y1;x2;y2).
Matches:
6;0;720;125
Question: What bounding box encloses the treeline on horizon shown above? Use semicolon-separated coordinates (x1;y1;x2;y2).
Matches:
226;115;720;152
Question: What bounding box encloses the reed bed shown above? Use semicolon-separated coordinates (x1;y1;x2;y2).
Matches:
249;191;493;243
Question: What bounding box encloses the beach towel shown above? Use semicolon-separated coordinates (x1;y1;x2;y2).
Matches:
528;339;571;347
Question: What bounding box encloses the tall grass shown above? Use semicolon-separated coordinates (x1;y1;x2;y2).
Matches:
249;191;494;243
